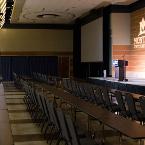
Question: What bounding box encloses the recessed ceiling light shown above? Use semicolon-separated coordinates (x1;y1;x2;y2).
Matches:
37;13;60;18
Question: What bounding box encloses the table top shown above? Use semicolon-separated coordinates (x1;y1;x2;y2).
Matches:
41;84;145;139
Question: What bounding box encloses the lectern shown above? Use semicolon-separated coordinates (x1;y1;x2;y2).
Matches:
113;60;128;81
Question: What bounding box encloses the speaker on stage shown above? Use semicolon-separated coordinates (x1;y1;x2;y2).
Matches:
112;60;128;81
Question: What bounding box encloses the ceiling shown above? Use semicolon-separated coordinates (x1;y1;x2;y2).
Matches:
9;0;138;24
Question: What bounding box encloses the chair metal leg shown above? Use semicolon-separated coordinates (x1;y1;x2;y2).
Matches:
49;131;60;145
43;124;50;138
138;139;143;145
47;125;55;143
41;117;48;132
119;132;122;145
101;123;105;144
56;136;62;145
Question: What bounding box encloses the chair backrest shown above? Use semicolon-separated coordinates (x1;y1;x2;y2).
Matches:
94;87;104;105
78;83;88;100
83;83;95;102
115;91;126;112
139;96;145;118
125;93;137;116
38;93;46;113
71;80;80;97
46;101;60;130
66;115;80;145
101;87;112;107
30;87;37;105
56;108;71;145
114;91;129;117
67;79;73;92
40;94;50;118
62;78;69;91
35;90;43;110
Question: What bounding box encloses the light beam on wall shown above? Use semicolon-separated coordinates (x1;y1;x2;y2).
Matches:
0;0;6;28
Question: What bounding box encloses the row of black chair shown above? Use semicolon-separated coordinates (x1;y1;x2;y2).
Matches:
14;72;145;125
61;78;145;124
62;78;119;112
21;80;98;145
33;72;61;87
115;91;145;124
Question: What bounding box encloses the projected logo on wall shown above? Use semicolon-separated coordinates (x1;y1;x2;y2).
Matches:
134;17;145;48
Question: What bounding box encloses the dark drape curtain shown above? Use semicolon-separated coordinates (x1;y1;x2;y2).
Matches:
0;56;58;81
0;57;12;80
11;56;30;76
28;56;58;76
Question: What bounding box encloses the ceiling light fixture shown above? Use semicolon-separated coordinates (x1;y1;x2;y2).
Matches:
37;13;60;18
0;0;6;28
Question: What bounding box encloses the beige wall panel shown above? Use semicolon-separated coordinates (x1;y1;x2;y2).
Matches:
0;29;73;52
111;13;131;45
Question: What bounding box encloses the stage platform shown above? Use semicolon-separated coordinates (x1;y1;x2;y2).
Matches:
88;77;145;96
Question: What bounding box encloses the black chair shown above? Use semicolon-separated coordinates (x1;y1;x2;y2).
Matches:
31;90;47;124
23;84;38;119
82;83;96;103
125;93;144;123
38;94;52;131
71;80;81;97
77;83;90;100
139;96;145;124
56;108;71;145
62;78;72;93
45;101;61;144
100;87;120;113
56;108;98;145
115;91;130;118
93;87;105;106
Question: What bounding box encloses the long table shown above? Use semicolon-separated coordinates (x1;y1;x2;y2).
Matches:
39;83;145;140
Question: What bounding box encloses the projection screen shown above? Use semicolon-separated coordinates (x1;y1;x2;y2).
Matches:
81;17;103;62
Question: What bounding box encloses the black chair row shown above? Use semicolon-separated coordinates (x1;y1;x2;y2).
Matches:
33;72;61;87
14;73;145;125
21;81;98;145
115;91;145;124
62;78;120;113
62;78;145;124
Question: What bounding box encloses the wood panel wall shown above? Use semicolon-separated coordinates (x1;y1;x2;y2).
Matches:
112;7;145;78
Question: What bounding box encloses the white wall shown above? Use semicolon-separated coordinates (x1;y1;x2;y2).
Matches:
0;29;73;52
81;17;103;62
111;13;131;45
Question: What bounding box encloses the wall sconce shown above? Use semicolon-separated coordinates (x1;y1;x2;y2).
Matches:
0;0;6;28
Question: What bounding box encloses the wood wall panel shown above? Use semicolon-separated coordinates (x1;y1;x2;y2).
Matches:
112;44;145;77
112;7;145;78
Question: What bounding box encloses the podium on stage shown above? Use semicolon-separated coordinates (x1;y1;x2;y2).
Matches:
112;60;128;81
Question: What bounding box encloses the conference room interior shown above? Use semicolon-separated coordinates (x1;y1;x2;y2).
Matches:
1;0;145;145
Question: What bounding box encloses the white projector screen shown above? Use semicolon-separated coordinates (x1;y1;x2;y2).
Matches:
81;17;103;62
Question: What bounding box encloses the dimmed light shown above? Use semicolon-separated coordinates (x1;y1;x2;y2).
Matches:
0;0;6;28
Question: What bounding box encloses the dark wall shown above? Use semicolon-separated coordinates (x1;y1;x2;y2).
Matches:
73;0;145;80
0;56;58;81
103;6;111;76
73;7;111;79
